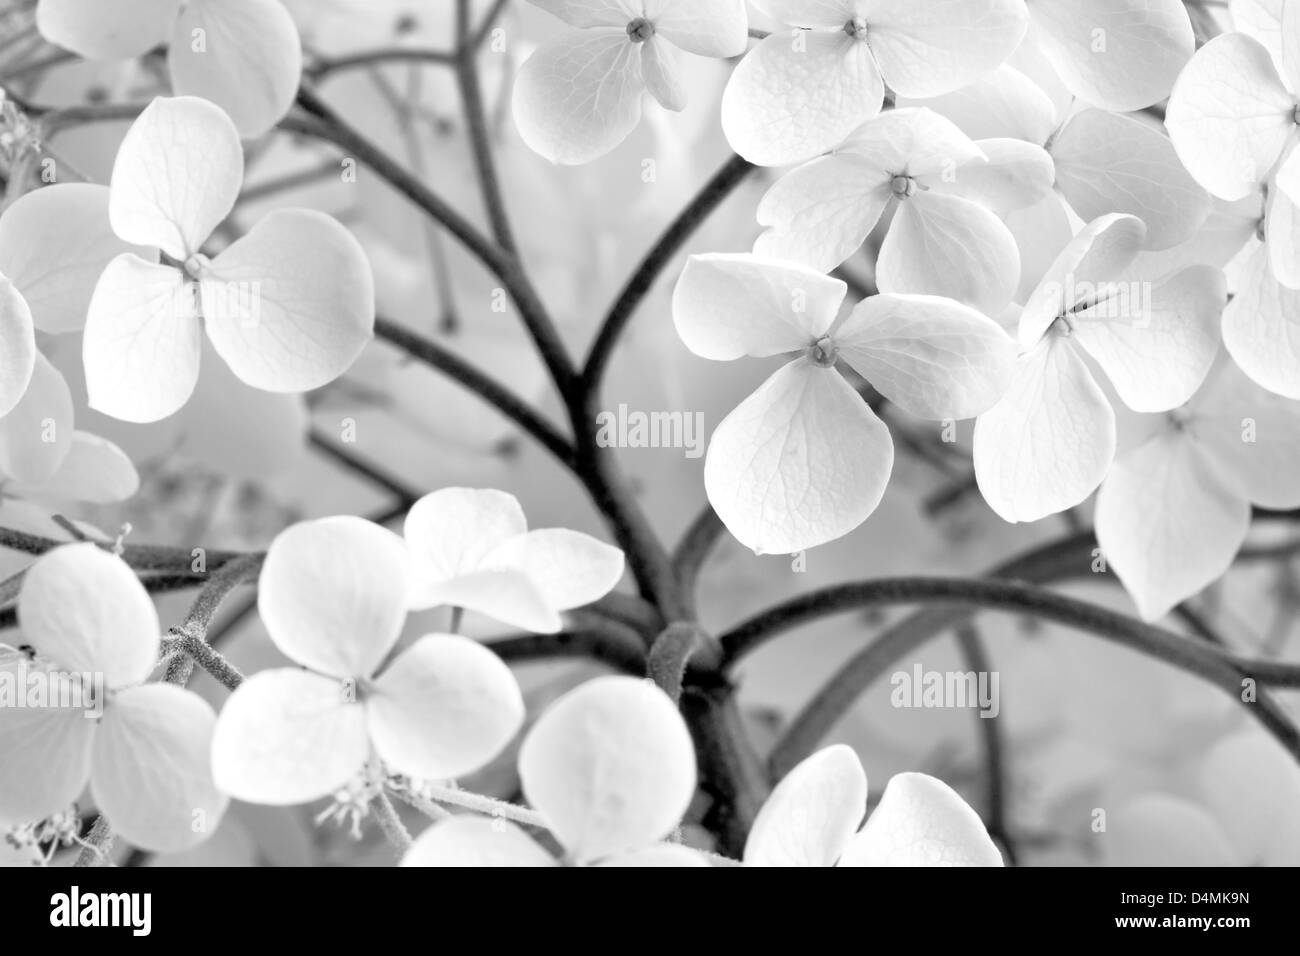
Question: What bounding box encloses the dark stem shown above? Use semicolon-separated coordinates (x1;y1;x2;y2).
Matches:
954;623;1016;865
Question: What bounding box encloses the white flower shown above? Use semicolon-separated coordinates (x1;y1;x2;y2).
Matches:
402;676;705;867
673;253;1015;554
211;516;525;805
403;487;626;634
720;0;1027;167
1021;0;1194;112
36;0;302;137
755;107;1031;313
1096;361;1300;621
744;745;1003;866
83;96;375;424
974;214;1226;523
1223;240;1300;398
512;0;749;164
0;544;227;853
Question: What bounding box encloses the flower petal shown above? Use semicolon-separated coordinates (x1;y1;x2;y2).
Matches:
417;569;561;633
15;432;139;505
482;529;625;611
973;336;1116;523
720;31;882;167
598;845;710;866
753;155;892;271
1027;0;1194;112
1097;428;1249;621
1195;361;1300;509
405;487;528;598
744;744;867;867
93;683;227;853
1051;109;1211;250
1166;32;1295;201
0;667;95;824
641;36;686;110
877;191;1020;315
835;293;1016;419
210;668;369;805
0;275;35;419
1267;150;1300;288
401;817;557;867
939;138;1055;218
0;183;156;334
1019;213;1146;348
168;0;303;137
672;253;846;360
202;209;374;393
519;676;695;863
839;772;1003;866
82;254;201;423
36;0;178;60
645;0;748;57
866;0;1028;99
531;0;640;28
367;634;524;781
18;543;159;686
704;359;894;554
109;96;244;259
897;64;1058;144
748;0;853;30
1222;244;1300;399
257;515;408;681
1069;264;1225;412
511;29;646;165
0;351;73;485
259;515;409;677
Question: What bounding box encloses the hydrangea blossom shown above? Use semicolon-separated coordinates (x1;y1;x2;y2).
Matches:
0;544;227;853
744;745;1003;866
1096;361;1300;621
673;253;1015;554
402;676;705;867
754;107;1039;313
36;0;303;136
1222;240;1300;398
404;488;626;633
211;515;525;805
512;0;749;164
974;215;1226;523
1166;6;1299;203
720;0;1028;167
83;96;375;424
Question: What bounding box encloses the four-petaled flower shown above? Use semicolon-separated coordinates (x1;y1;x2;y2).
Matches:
513;0;749;164
211;515;525;805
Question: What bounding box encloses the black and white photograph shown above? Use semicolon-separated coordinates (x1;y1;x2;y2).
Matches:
0;0;1294;912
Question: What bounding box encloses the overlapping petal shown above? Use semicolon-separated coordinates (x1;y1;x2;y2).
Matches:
1222;244;1300;398
744;745;866;867
36;0;178;60
839;772;1003;866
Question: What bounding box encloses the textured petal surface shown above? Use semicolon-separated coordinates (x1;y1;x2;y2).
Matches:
1166;33;1295;201
0;673;95;825
367;634;524;781
744;744;866;867
19;543;159;686
1222;244;1300;399
835;293;1015;419
94;684;228;853
202;209;375;392
672;254;846;360
720;32;883;167
973;336;1116;523
519;676;696;863
511;30;646;165
169;0;303;137
210;668;369;805
840;772;1003;866
704;360;894;554
647;0;748;57
1028;0;1194;111
109;96;244;259
258;516;410;678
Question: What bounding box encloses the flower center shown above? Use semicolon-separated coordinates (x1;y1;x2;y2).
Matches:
183;253;211;279
809;335;839;367
844;17;868;40
1051;315;1075;337
626;17;654;42
890;174;917;199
